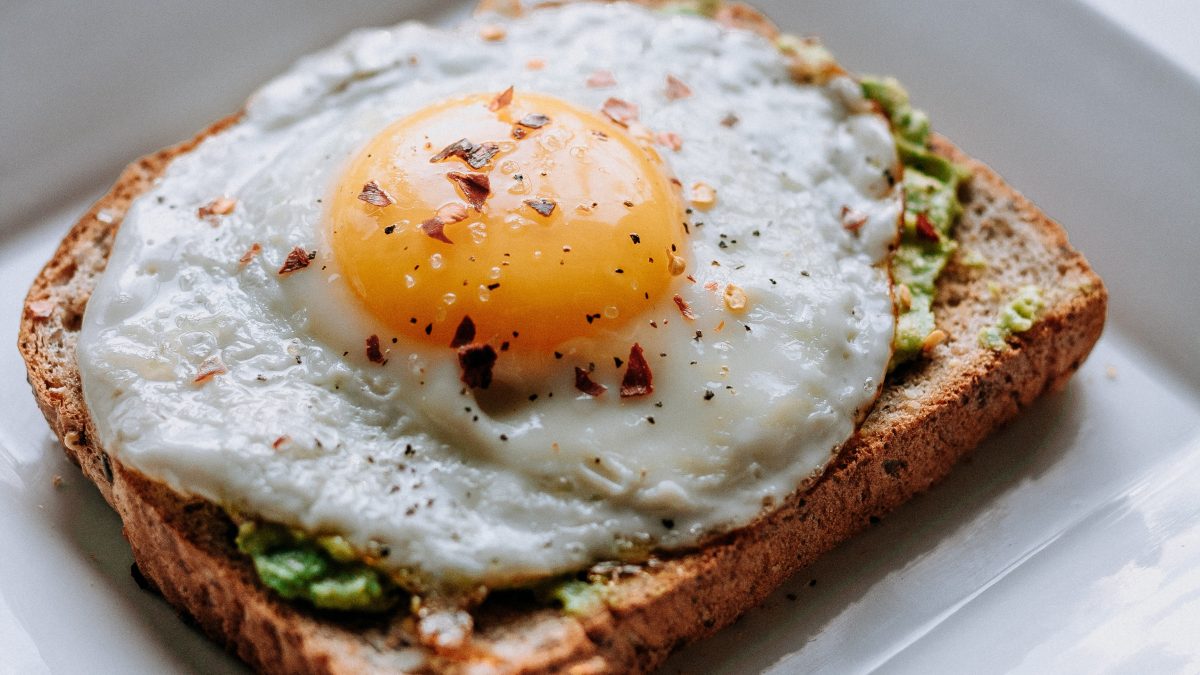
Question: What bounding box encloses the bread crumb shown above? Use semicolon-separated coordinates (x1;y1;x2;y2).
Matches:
52;474;64;489
1105;364;1118;380
198;196;236;221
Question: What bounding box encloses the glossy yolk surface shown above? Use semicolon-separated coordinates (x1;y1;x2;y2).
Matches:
329;91;689;352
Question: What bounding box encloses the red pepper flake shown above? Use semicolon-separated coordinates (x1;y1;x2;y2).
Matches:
420;204;465;244
430;138;500;169
517;113;550;129
655;131;683;151
619;343;653;398
511;126;527;140
457;343;497;389
587;70;616;88
239;242;262;265
365;334;389;365
715;3;779;39
524;197;556;217
446;172;490;211
665;74;693;100
449;315;476;348
672;294;695;320
466;142;500;169
198;196;236;220
601;97;639;127
431;138;474;162
488;85;514;112
27;298;54;319
720;113;740;127
574;367;607;396
193;354;227;384
278;246;315;275
841;205;868;234
915;212;940;241
272;435;290;450
357;180;394;207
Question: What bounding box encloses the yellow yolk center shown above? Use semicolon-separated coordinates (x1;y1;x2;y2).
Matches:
329;91;688;352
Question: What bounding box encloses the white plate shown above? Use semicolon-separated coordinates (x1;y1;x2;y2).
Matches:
2;2;1199;673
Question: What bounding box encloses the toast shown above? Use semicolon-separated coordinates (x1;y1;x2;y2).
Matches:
18;15;1105;675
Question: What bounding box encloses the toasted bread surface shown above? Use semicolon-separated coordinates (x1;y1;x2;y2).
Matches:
19;94;1105;675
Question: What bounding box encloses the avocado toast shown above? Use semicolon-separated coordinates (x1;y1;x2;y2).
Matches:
17;1;1106;671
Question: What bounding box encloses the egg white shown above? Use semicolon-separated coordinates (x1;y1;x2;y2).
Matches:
79;2;900;590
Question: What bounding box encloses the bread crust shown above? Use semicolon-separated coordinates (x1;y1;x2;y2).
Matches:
19;101;1105;675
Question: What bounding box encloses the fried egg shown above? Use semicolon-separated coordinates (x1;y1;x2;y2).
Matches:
78;2;901;591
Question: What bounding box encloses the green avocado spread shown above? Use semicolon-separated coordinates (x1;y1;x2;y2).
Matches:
861;76;971;368
235;521;400;612
979;285;1045;350
547;579;607;616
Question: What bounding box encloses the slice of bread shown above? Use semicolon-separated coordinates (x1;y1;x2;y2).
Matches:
18;54;1106;675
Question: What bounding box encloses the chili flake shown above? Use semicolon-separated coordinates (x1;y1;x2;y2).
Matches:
517;113;550;129
587;70;616;88
447;171;491;211
198;196;236;220
193;354;227;383
524;197;556;217
450;315;476;348
665;74;693;100
915;212;940;241
366;334;388;365
457;343;498;389
574;367;607;396
840;205;867;234
619;343;653;398
278;246;314;275
488;85;514;112
430;139;500;170
655;131;683;151
420;203;468;243
358;180;394;207
672;294;696;320
239;243;262;265
601;97;639;127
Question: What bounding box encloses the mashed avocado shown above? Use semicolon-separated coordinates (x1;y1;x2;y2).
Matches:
861;76;971;368
235;521;400;612
548;579;607;616
979;285;1045;350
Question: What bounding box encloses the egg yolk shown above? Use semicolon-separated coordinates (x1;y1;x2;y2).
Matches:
329;91;689;352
